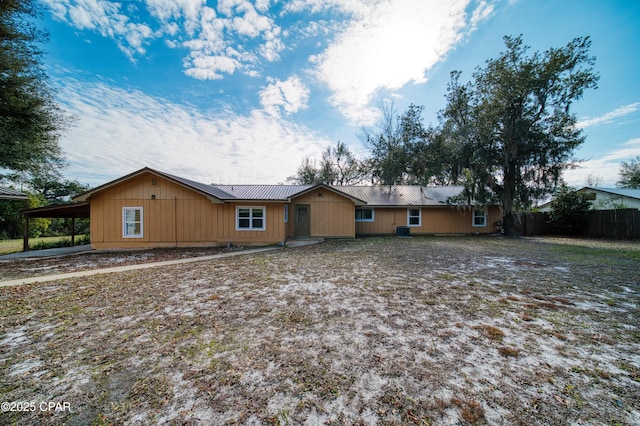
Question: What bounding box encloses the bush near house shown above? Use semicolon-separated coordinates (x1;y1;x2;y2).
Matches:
547;186;593;235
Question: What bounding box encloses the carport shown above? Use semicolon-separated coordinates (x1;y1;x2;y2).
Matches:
21;202;90;251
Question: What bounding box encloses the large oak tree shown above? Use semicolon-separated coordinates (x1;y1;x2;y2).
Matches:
440;35;598;235
1;0;68;179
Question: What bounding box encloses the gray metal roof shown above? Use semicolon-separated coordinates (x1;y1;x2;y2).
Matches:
72;167;467;206
211;184;463;206
338;185;464;206
214;185;313;200
581;186;640;200
161;172;235;200
0;187;28;200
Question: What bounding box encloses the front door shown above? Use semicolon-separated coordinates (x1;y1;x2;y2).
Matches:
295;204;310;237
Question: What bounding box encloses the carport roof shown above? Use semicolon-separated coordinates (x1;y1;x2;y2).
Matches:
0;187;28;200
22;202;90;218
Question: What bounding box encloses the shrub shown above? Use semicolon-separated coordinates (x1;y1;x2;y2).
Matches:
29;234;90;251
547;186;592;235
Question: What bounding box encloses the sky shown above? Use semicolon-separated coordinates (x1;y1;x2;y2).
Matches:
35;0;640;188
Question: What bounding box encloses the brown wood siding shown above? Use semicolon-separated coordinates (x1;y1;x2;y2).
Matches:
217;203;286;244
355;208;403;235
89;172;286;249
355;206;502;235
290;189;355;238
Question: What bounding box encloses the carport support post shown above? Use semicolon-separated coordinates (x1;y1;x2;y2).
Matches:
23;216;29;252
71;217;76;246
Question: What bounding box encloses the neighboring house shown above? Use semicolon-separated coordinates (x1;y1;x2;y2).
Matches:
0;187;28;201
538;187;640;212
578;187;640;210
72;167;501;249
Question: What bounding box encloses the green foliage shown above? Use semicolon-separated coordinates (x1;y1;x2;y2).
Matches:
0;192;49;238
617;156;640;189
360;103;417;185
547;186;592;235
29;234;90;251
437;35;599;235
0;171;90;239
0;0;70;178
287;141;367;185
0;197;28;239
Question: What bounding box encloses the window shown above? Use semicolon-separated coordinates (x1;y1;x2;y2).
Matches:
408;208;421;227
355;208;374;222
236;207;266;231
473;207;487;227
123;207;143;238
284;205;289;223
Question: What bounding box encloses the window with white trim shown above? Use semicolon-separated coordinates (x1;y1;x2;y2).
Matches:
473;207;487;227
284;205;289;223
236;207;266;231
123;207;143;238
408;208;421;227
355;208;374;222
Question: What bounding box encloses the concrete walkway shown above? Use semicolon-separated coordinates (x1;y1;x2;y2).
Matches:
0;245;92;259
0;246;280;288
0;239;324;288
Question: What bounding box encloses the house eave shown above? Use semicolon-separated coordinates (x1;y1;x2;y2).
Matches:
289;184;368;206
73;167;227;204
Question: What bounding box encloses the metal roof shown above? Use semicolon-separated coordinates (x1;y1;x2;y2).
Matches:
72;167;466;206
74;167;231;202
338;185;464;206
580;186;640;200
210;184;464;206
160;172;235;200
214;185;313;200
0;187;28;200
22;202;90;218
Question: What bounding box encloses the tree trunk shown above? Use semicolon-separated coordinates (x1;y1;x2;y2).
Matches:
503;210;516;237
501;157;519;237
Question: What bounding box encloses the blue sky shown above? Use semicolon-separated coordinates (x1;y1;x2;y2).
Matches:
38;0;640;188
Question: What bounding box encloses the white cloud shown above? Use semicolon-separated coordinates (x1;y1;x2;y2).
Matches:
43;0;157;59
43;0;284;78
283;0;368;15
179;1;283;78
145;0;205;23
576;102;640;129
184;53;241;80
56;80;329;186
564;138;640;187
259;76;310;115
470;0;494;30
44;0;497;114
310;0;491;125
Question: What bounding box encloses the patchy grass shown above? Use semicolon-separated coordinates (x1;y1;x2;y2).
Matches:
0;236;639;425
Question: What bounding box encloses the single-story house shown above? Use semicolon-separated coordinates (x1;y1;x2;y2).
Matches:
72;167;501;249
538;187;640;212
538;186;640;212
578;187;640;210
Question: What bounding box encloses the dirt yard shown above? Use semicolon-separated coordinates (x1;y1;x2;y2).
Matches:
1;236;639;425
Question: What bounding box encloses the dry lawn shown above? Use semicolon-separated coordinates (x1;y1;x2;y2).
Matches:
1;236;639;425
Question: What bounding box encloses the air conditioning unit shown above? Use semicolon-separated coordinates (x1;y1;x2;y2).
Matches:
396;226;410;237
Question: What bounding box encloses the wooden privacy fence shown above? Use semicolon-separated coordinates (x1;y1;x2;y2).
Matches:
521;209;640;239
